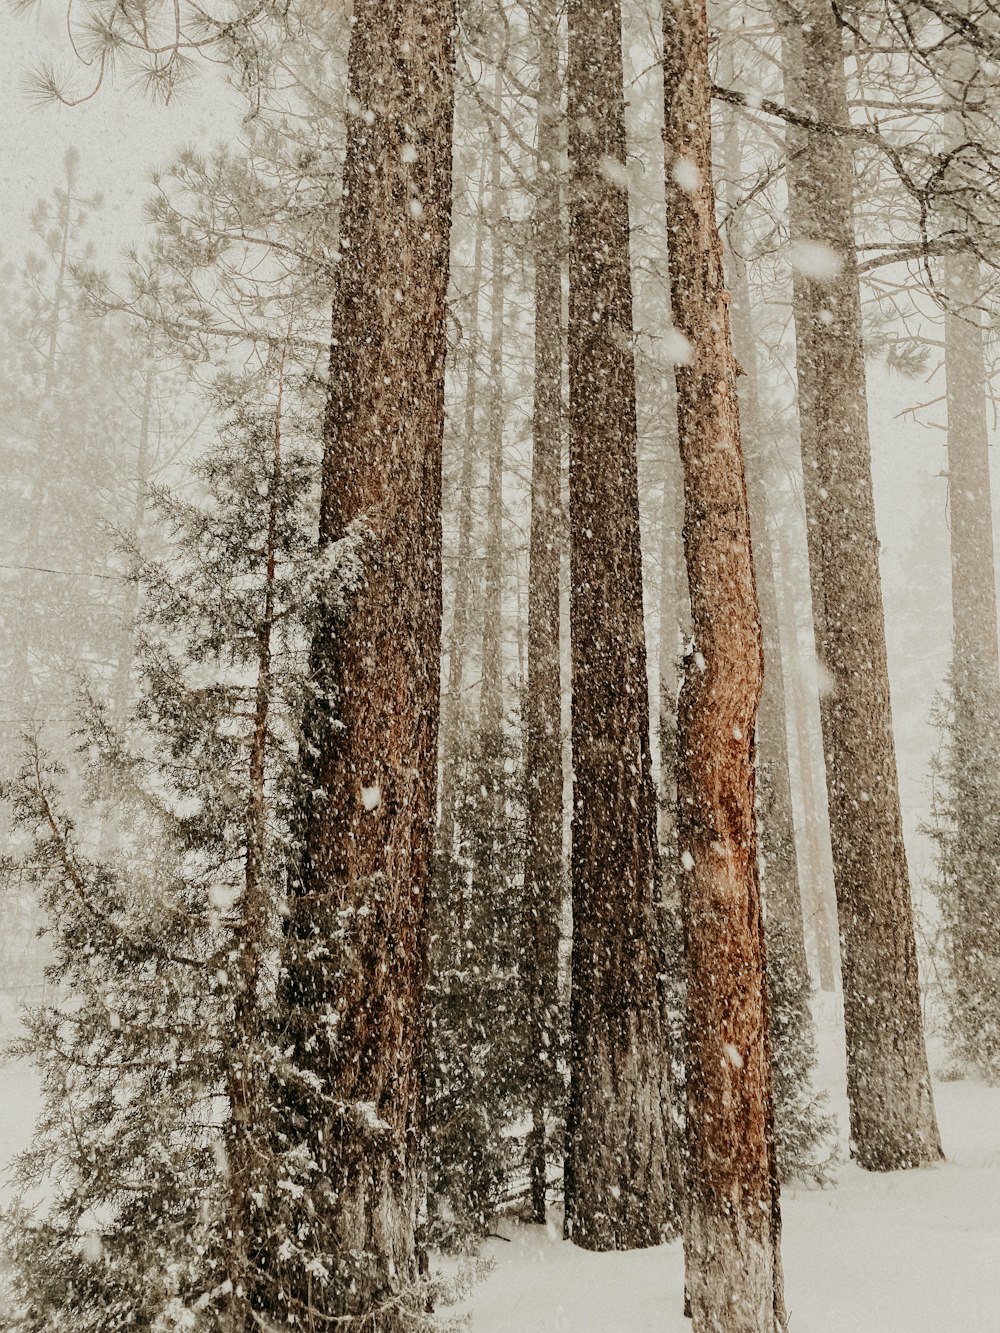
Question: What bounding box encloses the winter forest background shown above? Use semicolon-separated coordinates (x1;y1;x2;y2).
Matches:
1;0;1000;1328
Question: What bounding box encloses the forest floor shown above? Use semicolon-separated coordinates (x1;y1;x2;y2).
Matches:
453;998;1000;1332
1;997;999;1330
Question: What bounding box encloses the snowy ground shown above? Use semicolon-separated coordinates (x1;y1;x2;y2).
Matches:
2;998;998;1331
453;1001;1000;1332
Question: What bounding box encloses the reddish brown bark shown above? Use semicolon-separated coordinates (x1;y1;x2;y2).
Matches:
663;0;784;1326
278;0;455;1323
563;0;681;1252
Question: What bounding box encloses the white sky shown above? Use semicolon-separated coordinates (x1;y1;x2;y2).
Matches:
0;5;241;264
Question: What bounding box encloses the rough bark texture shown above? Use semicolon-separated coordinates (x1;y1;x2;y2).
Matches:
778;0;942;1171
663;2;785;1328
278;0;455;1323
563;0;681;1252
524;0;565;1226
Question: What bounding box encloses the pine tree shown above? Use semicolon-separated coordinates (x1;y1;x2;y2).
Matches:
425;714;565;1245
1;370;355;1332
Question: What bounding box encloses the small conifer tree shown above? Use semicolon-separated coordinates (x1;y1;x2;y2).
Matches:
926;661;1000;1082
426;712;567;1246
2;369;364;1331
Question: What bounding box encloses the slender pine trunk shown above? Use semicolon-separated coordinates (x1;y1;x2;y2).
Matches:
480;66;507;739
523;0;565;1226
663;1;785;1326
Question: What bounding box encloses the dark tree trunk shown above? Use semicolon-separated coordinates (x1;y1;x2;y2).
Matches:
663;1;785;1326
778;0;942;1171
563;0;681;1252
278;0;455;1323
523;0;565;1227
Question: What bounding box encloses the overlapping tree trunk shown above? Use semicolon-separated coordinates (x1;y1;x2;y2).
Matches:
777;0;942;1171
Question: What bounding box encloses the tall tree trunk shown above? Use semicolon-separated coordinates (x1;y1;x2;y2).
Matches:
945;258;998;680
278;0;455;1323
480;66;507;738
523;0;565;1227
439;155;489;853
563;0;681;1252
663;2;785;1327
941;48;999;688
777;0;942;1170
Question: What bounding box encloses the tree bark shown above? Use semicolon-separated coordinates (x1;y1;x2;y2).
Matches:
563;0;681;1252
279;0;455;1323
663;2;785;1327
523;0;565;1227
778;0;942;1170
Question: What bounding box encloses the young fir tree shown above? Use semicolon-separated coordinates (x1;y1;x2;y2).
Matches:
926;663;1000;1082
1;370;362;1332
426;698;569;1247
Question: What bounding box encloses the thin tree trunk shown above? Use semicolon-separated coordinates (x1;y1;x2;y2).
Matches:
663;2;785;1327
480;66;507;738
775;532;838;993
945;259;998;679
563;0;681;1251
279;0;455;1323
778;0;942;1170
439;155;489;853
523;0;564;1227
